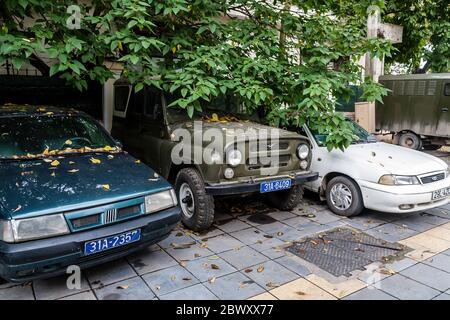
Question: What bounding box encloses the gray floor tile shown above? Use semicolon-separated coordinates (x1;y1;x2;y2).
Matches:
393;215;437;232
343;287;397;300
0;284;34;300
184;256;237;282
309;210;342;224
191;228;224;241
274;255;311;276
283;216;319;229
127;248;178;275
401;263;450;291
59;290;97;300
204;272;265;300
215;219;252;233
158;232;196;249
34;274;90;300
85;258;137;288
142;265;199;297
244;260;297;289
230;228;269;245
345;216;386;230
260;247;286;259
442;249;450;256
165;244;214;262
365;223;418;242
383;258;417;273
378;274;440;300
425;207;450;220
249;236;286;252
201;234;245;253
433;293;450;300
159;283;217;300
219;246;269;270
423;253;450;273
95;276;155;300
266;211;297;221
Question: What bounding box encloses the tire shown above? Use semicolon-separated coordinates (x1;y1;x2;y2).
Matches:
266;185;304;211
398;132;422;150
175;168;215;231
325;176;364;217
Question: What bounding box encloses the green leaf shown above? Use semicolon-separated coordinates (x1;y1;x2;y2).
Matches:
187;105;194;118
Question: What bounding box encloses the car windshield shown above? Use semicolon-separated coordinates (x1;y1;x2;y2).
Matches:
0;114;119;160
166;93;262;124
310;120;378;147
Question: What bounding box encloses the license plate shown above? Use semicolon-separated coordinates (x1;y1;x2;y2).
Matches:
84;229;141;255
432;187;450;200
260;179;292;193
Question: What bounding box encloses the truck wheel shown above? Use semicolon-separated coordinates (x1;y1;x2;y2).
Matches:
398;132;422;150
175;168;215;231
266;185;304;211
325;176;363;217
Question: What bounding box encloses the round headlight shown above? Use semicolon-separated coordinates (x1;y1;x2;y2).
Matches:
224;168;235;179
226;149;242;167
300;160;309;170
297;144;310;160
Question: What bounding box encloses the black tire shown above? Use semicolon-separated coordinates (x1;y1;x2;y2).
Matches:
325;176;364;217
398;132;422;150
266;185;304;211
175;168;215;231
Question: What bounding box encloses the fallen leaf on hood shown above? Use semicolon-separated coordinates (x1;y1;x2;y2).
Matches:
68;169;79;173
107;155;114;159
50;160;60;167
135;159;141;164
64;140;73;145
99;184;110;191
117;285;129;290
211;264;220;270
43;158;52;163
257;266;265;273
104;145;114;151
51;172;56;177
13;205;22;213
69;161;75;164
90;157;101;164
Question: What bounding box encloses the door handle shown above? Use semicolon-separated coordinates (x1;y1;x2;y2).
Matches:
442;107;449;113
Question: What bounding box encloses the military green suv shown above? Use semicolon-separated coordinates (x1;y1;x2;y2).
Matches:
112;79;318;231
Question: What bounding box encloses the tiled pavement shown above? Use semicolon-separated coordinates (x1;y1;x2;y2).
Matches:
1;197;449;301
0;150;449;300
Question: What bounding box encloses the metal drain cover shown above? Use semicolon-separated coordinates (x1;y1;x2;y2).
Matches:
286;228;409;277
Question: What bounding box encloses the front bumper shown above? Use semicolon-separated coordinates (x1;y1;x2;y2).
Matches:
358;178;450;213
205;171;318;196
0;206;181;283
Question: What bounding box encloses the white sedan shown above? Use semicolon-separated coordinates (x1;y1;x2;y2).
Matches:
300;121;450;217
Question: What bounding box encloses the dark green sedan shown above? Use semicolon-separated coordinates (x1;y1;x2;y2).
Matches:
0;105;180;283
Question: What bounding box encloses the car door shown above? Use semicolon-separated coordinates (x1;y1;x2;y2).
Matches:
139;87;166;173
436;80;450;137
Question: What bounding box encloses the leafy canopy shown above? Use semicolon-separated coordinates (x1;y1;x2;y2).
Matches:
0;0;396;150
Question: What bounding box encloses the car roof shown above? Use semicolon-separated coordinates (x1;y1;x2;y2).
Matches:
0;104;83;118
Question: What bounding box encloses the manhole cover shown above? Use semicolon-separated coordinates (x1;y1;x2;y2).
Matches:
286;228;409;277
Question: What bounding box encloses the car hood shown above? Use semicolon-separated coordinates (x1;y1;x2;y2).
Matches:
345;142;448;175
172;120;305;141
0;152;171;219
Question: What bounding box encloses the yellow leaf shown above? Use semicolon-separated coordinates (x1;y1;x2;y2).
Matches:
104;145;114;151
107;155;114;159
135;159;141;164
50;160;60;167
118;41;123;51
45;112;54;116
101;184;110;191
68;169;79;173
90;157;101;164
51;172;56;177
64;140;72;145
257;265;265;273
211;113;219;122
172;46;177;54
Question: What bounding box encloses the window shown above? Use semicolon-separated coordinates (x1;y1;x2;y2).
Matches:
114;85;132;117
144;89;162;120
445;83;450;96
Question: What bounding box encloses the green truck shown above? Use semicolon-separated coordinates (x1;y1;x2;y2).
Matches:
111;79;318;231
376;73;450;150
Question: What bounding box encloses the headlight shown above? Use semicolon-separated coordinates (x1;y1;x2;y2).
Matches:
300;160;309;170
0;214;69;243
379;175;420;186
144;189;177;214
226;149;242;167
296;144;310;160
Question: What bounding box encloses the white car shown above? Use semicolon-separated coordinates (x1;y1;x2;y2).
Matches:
300;120;450;217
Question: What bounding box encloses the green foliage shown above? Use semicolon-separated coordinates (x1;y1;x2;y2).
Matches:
0;0;398;150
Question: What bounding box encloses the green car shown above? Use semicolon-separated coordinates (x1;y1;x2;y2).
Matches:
112;79;318;231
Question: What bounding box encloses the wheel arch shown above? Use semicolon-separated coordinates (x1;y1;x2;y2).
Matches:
319;172;363;204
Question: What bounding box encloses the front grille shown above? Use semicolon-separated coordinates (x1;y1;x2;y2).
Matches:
71;214;101;229
104;208;117;224
247;154;291;170
249;141;290;152
420;172;445;184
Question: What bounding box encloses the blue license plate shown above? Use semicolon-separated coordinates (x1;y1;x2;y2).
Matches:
84;229;141;255
260;179;292;193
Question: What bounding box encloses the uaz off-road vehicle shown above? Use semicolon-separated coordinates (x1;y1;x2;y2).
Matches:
112;79;318;231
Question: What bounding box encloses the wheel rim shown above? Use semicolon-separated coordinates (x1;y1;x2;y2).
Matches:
404;137;414;147
179;183;195;218
330;183;353;210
